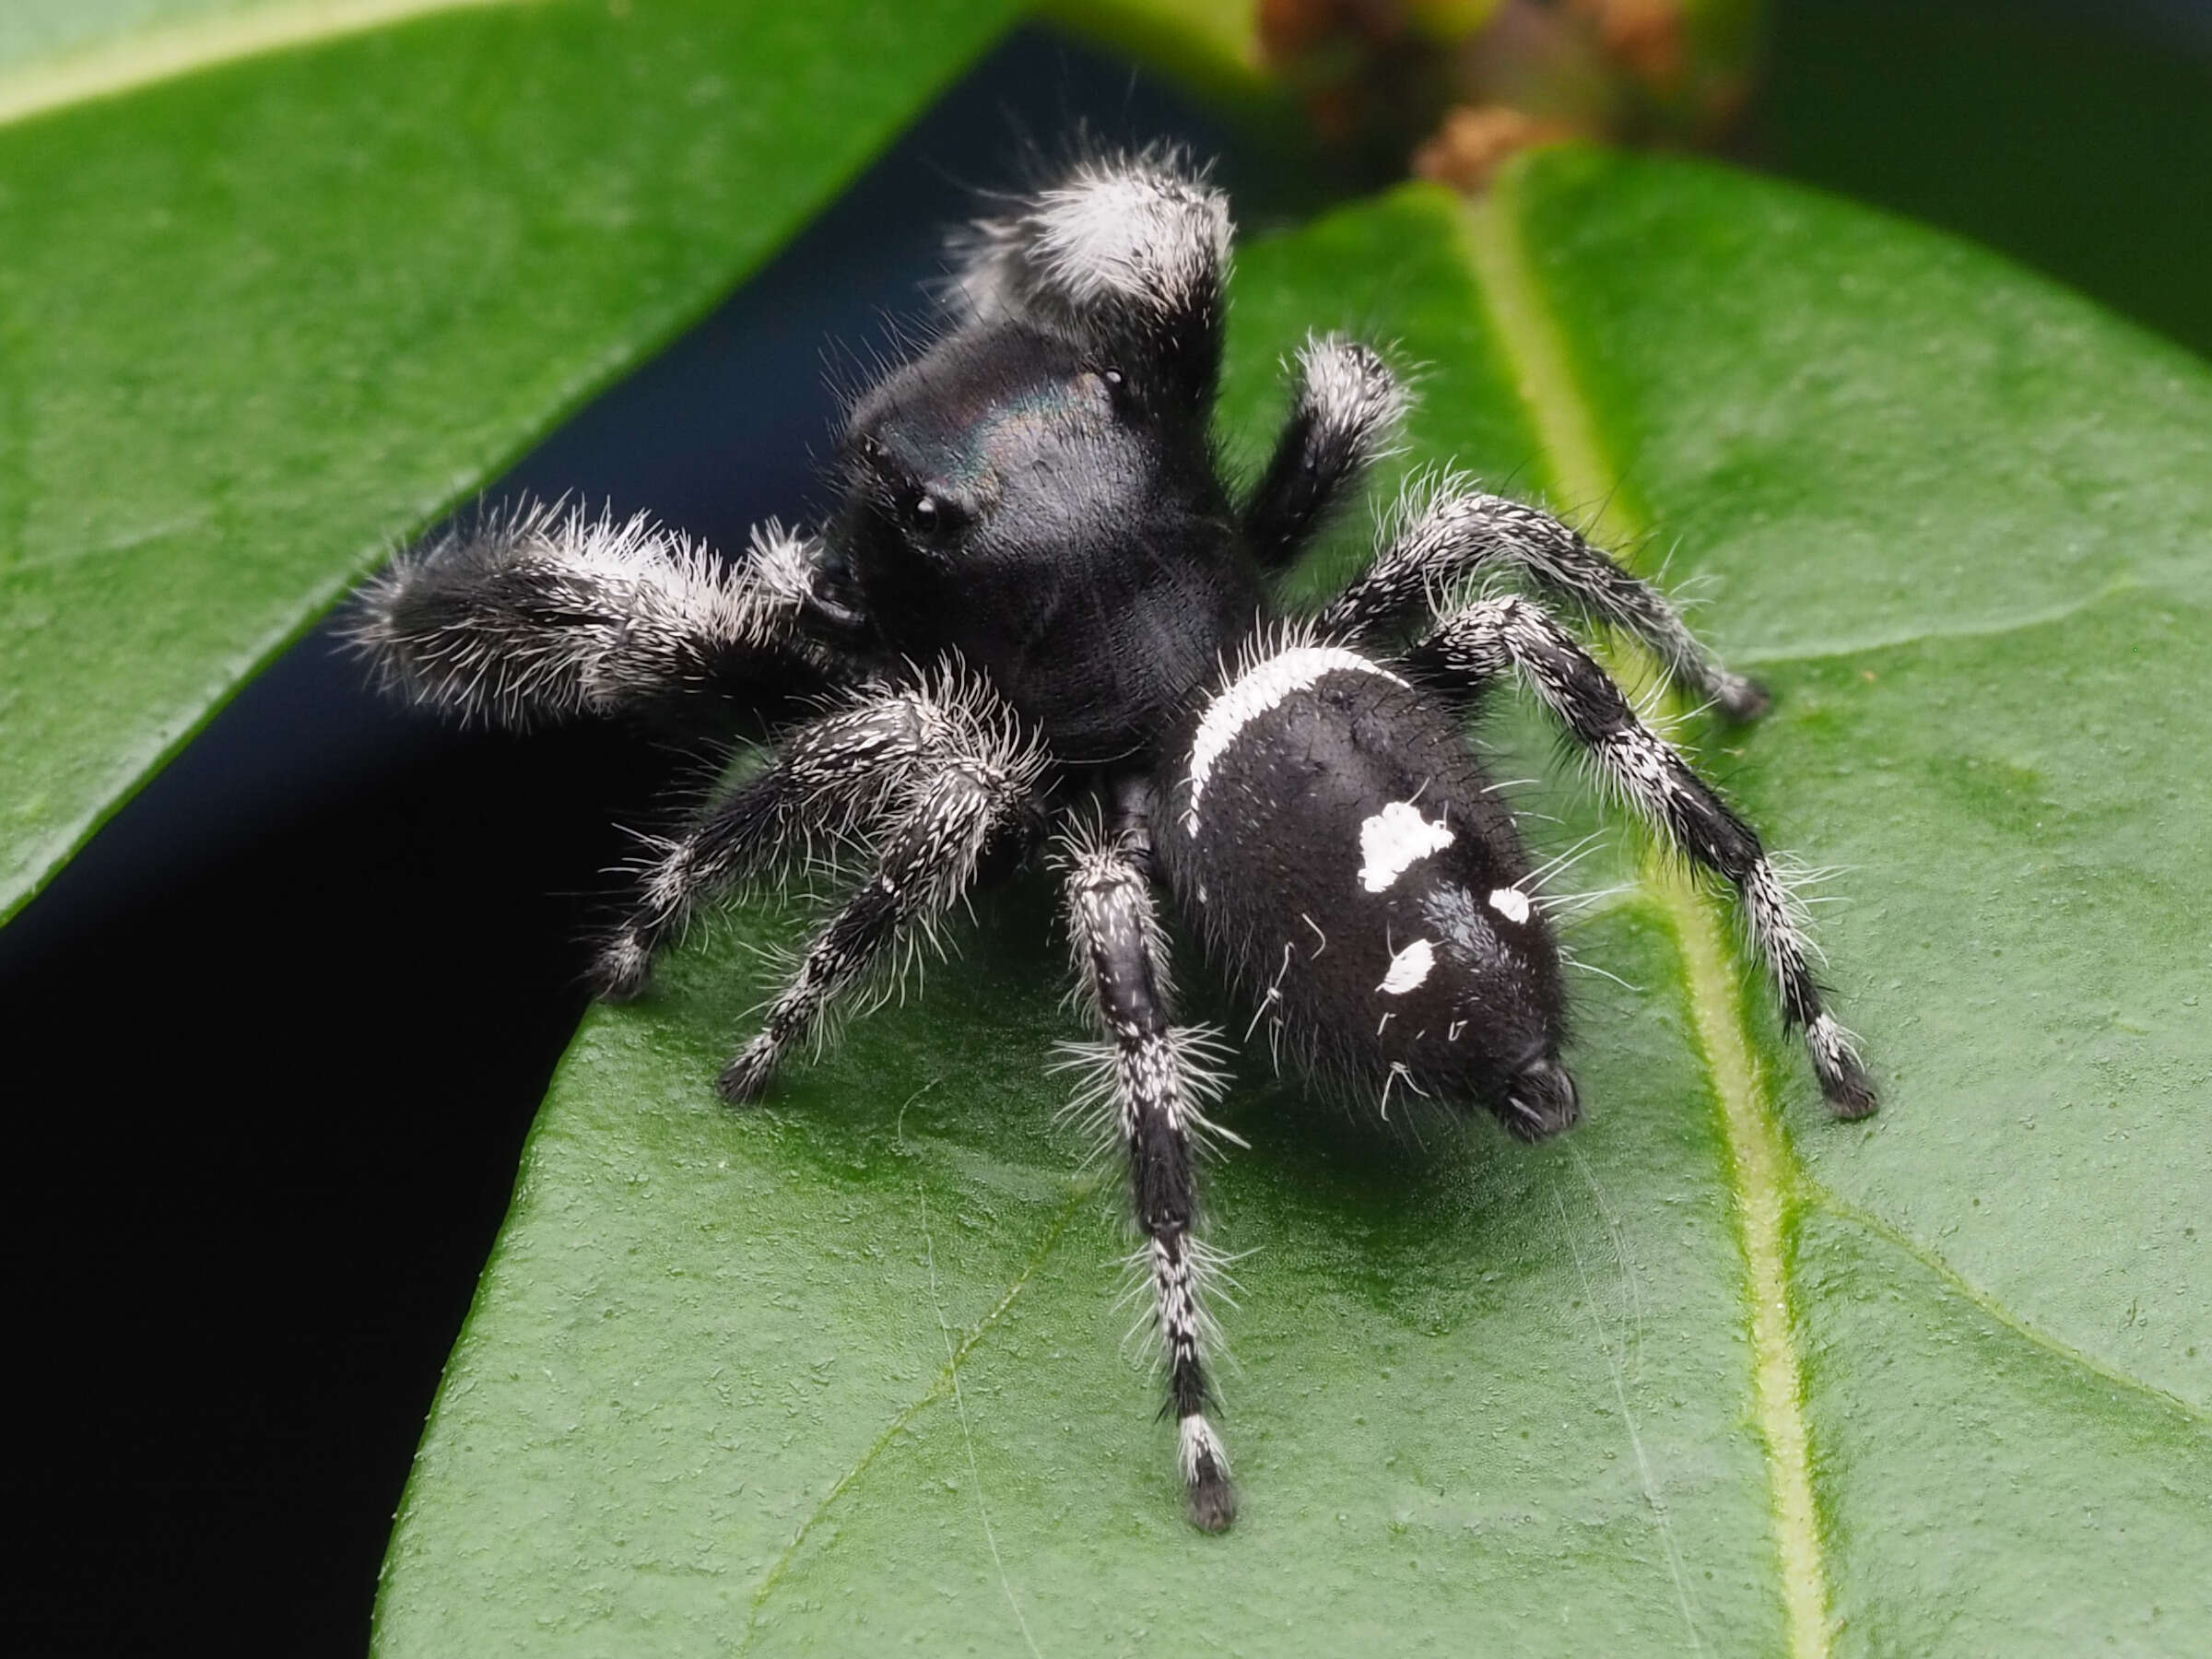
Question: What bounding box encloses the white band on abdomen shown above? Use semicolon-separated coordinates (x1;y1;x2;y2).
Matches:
1185;645;1404;834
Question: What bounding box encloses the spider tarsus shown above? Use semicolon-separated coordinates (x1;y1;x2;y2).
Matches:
587;935;654;1002
1717;673;1772;723
716;1043;777;1105
1820;1052;1879;1120
1187;1463;1238;1534
1806;1011;1877;1119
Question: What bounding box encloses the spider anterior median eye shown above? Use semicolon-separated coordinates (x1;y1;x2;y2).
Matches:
910;494;940;530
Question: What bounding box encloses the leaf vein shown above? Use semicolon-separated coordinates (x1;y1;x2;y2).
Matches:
737;1178;1090;1651
0;0;535;131
1730;581;2139;668
1802;1178;2211;1427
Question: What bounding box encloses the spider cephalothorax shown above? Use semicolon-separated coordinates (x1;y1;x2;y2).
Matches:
830;316;1253;761
356;147;1874;1533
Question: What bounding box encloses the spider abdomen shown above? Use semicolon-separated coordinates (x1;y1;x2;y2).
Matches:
1160;642;1578;1140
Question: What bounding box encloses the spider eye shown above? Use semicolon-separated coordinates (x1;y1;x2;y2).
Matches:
1101;368;1124;386
900;490;965;543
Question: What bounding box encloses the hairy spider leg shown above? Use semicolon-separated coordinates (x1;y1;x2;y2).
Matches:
1057;805;1238;1532
947;147;1230;417
589;681;981;997
1322;478;1770;720
717;670;1049;1103
1244;332;1410;570
350;501;830;725
1406;594;1876;1117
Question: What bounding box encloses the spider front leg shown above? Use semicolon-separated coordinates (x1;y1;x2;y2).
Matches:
1407;595;1876;1116
352;500;836;725
1324;479;1770;720
1244;333;1409;571
1057;796;1239;1531
947;148;1230;415
714;673;1049;1104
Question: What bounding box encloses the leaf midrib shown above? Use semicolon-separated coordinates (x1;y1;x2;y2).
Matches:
0;0;532;129
1458;173;1835;1659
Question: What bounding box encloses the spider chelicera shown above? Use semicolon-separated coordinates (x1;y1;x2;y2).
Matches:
355;148;1874;1532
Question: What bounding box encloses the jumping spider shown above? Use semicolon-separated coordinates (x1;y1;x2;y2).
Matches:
356;149;1875;1533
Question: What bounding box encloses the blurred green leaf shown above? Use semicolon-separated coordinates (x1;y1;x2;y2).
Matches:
1765;0;2212;361
0;0;1021;921
377;153;2212;1653
1040;0;1266;100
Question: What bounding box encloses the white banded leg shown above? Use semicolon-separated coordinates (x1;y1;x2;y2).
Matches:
352;500;828;724
717;672;1048;1103
1323;476;1769;719
1056;806;1239;1530
1408;595;1876;1117
589;683;962;997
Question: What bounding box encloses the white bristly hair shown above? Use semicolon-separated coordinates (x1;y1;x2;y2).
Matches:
1030;156;1231;312
1179;1412;1231;1482
1295;331;1411;460
350;499;822;725
1185;644;1406;835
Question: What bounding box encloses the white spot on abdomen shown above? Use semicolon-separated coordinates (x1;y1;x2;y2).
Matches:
1359;801;1454;892
1488;886;1531;924
1184;645;1405;834
1378;937;1436;995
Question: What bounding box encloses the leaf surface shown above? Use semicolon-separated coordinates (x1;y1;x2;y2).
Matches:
382;154;2211;1653
0;0;1020;921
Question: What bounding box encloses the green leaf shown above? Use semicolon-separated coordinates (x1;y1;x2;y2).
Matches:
0;0;1023;923
1037;0;1267;103
1764;0;2212;362
376;149;2212;1653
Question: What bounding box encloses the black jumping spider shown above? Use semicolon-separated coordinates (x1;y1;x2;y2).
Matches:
355;149;1873;1533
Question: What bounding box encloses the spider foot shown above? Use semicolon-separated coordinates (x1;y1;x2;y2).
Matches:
587;933;654;1002
1811;1015;1878;1119
1715;671;1771;723
1181;1415;1237;1533
716;1039;779;1105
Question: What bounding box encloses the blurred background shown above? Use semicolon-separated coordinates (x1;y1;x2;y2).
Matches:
3;1;2206;1650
